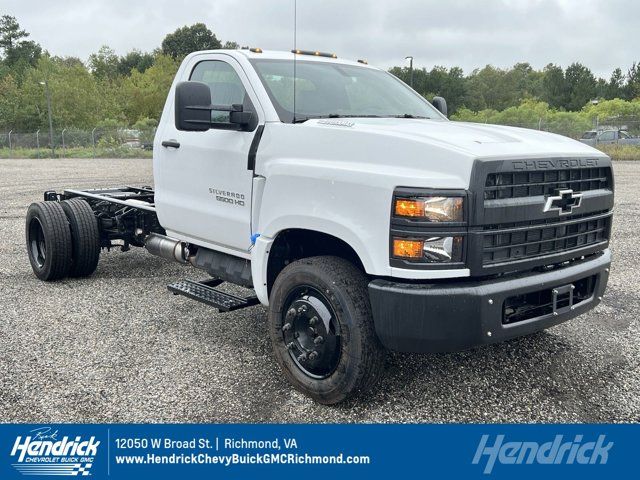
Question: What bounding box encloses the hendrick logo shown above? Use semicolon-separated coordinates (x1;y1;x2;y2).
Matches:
543;189;583;215
10;427;100;476
512;158;598;170
472;434;613;474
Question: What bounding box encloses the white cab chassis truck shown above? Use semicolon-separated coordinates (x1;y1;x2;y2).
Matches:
26;49;613;404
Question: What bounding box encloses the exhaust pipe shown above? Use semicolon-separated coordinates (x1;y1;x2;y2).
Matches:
145;233;193;264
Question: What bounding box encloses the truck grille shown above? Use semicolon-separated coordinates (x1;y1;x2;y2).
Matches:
484;167;611;200
482;213;611;265
467;159;614;275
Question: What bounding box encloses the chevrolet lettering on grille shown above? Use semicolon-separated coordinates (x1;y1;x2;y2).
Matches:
543;189;583;215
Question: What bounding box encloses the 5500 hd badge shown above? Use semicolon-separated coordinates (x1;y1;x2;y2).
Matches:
209;188;245;206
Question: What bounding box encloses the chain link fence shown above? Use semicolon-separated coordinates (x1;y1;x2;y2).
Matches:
0;127;156;158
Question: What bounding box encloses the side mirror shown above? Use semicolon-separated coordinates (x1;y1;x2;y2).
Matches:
432;96;448;117
175;81;256;131
175;81;212;131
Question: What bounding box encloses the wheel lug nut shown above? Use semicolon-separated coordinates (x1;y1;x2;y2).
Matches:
297;353;307;362
309;316;318;326
282;322;292;332
297;305;307;314
309;351;319;360
314;336;324;345
286;308;297;318
308;327;316;335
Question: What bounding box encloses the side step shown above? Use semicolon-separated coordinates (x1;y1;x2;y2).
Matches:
167;278;260;312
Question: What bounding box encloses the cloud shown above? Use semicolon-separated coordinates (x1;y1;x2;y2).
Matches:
2;0;638;77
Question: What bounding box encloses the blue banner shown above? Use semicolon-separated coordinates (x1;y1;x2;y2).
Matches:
0;424;633;479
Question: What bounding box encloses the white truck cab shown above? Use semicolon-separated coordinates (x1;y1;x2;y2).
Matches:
27;49;613;404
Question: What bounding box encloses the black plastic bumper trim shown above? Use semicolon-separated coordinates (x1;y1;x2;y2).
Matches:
369;249;610;353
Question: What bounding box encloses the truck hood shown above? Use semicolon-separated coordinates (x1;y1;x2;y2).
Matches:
257;118;610;197
310;117;605;159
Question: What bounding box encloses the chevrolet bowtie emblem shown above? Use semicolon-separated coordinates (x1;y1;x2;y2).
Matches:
543;189;583;215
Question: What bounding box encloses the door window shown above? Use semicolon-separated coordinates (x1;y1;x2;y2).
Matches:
598;131;616;141
190;60;254;124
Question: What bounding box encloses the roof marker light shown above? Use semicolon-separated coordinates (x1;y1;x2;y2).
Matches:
291;49;337;59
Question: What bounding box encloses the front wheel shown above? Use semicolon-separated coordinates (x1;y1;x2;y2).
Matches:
268;256;385;404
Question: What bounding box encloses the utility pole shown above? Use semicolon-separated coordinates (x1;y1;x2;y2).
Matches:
40;80;55;157
405;56;414;88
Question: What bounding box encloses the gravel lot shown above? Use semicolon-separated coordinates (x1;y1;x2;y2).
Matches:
0;157;638;423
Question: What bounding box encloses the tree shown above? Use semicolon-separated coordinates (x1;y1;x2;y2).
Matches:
541;64;567;109
424;66;466;114
464;65;512;111
626;62;640;100
117;50;154;76
16;55;118;131
161;23;221;60
0;15;28;52
564;63;596;110
0;15;41;68
121;54;179;123
222;41;239;50
0;73;20;130
595;77;608;100
606;68;625;99
88;45;119;80
506;62;544;100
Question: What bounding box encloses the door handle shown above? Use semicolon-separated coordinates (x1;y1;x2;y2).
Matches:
161;140;180;148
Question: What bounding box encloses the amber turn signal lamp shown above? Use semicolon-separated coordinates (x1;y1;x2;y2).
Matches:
393;238;424;258
394;199;425;217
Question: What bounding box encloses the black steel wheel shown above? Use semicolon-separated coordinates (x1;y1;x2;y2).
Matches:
268;256;385;404
28;216;47;268
281;285;342;379
25;201;72;281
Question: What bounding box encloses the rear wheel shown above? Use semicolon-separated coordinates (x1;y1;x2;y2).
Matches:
25;201;72;281
60;198;101;277
268;256;385;404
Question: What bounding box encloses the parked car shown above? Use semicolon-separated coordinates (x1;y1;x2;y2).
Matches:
580;128;640;146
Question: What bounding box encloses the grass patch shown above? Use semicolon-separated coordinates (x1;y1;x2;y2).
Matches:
0;146;152;159
595;144;640;161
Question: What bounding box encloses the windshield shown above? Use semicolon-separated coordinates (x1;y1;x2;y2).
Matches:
249;59;443;123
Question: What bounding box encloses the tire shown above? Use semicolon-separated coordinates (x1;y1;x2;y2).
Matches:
25;201;72;281
60;199;101;277
268;256;385;404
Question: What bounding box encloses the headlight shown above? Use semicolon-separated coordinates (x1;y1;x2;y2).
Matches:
394;196;464;222
392;236;463;263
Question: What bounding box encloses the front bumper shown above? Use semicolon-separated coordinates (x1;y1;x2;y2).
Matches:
368;249;610;353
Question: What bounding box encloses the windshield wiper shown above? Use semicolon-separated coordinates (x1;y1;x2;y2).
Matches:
293;114;383;124
293;113;430;123
391;114;430;119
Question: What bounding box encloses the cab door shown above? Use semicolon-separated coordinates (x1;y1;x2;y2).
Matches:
155;54;263;254
596;130;616;145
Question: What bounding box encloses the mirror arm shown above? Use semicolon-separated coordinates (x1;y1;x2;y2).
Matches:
186;103;243;113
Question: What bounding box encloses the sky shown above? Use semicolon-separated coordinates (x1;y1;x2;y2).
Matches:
2;0;639;78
